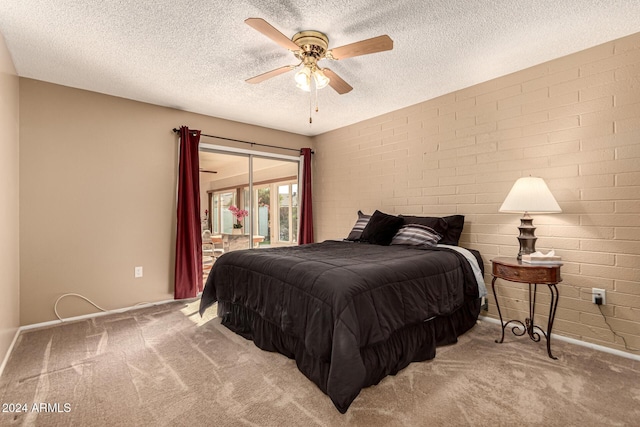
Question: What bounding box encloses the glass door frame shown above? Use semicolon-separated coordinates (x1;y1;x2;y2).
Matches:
199;142;301;249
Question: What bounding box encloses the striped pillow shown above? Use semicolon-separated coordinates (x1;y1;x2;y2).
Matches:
391;224;442;247
346;210;371;241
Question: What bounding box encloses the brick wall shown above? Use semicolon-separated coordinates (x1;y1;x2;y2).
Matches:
312;32;640;355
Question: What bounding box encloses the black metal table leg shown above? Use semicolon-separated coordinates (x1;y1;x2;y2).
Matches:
526;283;543;343
492;277;505;343
546;284;559;360
493;280;559;359
493;276;526;344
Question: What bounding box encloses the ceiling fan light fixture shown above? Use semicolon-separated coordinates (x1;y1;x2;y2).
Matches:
313;68;330;90
294;66;311;91
294;65;330;92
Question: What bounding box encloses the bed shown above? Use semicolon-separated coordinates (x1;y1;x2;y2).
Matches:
199;212;486;413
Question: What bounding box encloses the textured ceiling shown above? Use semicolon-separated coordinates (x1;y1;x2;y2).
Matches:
1;1;640;136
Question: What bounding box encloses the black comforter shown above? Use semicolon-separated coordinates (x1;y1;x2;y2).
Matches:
199;240;482;413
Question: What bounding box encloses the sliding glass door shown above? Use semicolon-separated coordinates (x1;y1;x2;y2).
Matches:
199;145;299;252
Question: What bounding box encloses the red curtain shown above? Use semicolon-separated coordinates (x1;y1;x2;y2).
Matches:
174;126;202;299
298;148;314;244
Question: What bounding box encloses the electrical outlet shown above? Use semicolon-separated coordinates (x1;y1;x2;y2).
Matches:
592;288;606;305
134;266;143;278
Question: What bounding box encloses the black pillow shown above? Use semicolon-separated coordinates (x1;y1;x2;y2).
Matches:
346;210;371;241
441;215;465;246
400;214;464;246
361;210;404;246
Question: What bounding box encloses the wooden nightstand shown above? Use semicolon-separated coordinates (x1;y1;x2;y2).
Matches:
491;257;562;359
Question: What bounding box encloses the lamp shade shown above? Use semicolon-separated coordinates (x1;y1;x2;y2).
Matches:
499;177;561;214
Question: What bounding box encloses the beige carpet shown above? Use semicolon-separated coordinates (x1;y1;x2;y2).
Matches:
1;300;638;427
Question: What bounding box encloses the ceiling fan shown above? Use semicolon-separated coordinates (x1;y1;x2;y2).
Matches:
244;18;393;95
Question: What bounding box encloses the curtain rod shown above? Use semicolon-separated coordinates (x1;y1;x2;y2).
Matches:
172;128;313;154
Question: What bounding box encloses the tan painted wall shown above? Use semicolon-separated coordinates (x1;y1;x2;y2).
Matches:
19;79;312;325
0;33;20;364
313;33;640;354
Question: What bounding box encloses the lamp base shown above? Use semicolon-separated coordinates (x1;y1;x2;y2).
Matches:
517;213;537;260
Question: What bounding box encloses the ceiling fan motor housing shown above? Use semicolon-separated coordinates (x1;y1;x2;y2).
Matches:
292;31;329;64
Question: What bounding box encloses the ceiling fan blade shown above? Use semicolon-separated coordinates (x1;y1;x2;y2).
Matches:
245;18;300;51
323;69;353;94
246;65;295;84
327;35;393;60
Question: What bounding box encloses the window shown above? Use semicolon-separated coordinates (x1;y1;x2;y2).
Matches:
255;186;271;246
241;180;297;246
278;182;298;244
210;191;236;234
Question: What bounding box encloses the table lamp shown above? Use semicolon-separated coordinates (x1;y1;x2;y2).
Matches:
499;176;561;260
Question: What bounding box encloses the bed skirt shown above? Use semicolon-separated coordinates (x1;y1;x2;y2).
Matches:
217;296;481;412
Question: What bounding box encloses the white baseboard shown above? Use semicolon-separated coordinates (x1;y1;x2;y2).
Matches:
20;298;180;331
479;315;640;362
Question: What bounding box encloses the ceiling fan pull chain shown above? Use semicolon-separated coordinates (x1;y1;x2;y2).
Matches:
309;85;313;124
